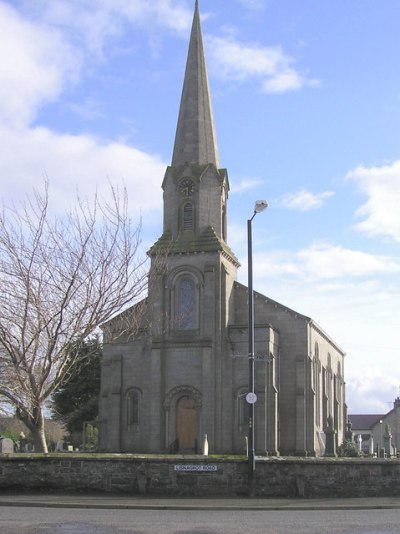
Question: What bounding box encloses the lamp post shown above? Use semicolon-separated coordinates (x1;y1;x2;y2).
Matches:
247;200;268;494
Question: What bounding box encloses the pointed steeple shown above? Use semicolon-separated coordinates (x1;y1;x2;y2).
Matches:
171;1;220;168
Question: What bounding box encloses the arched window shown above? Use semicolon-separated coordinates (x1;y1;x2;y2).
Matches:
314;343;321;427
222;201;227;241
126;389;141;428
237;392;249;431
182;203;194;230
176;276;196;330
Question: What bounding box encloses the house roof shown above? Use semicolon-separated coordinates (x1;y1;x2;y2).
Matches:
348;414;383;431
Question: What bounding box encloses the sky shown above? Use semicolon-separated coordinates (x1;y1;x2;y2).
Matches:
1;0;399;415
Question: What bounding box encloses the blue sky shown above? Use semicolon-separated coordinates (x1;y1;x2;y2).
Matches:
1;0;399;414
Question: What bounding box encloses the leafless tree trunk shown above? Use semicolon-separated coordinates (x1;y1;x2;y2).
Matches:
0;184;149;452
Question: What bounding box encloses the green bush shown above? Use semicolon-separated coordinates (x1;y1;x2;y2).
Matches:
0;430;20;443
337;439;361;457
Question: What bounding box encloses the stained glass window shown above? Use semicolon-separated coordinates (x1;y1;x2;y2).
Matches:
177;277;196;330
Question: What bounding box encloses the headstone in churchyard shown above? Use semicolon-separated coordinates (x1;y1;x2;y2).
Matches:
19;432;27;452
384;424;393;457
345;419;353;442
324;416;337;457
203;434;209;456
0;437;14;454
369;436;374;456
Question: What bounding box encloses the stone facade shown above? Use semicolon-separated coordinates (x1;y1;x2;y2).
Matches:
99;2;346;457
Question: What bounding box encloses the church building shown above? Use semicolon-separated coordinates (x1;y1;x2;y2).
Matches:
99;1;346;456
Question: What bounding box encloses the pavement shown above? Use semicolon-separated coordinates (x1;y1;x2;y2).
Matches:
0;494;399;511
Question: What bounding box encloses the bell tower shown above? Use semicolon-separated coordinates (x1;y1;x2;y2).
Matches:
146;0;239;453
150;0;235;260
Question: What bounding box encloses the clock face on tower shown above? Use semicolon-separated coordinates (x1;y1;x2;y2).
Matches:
179;178;195;197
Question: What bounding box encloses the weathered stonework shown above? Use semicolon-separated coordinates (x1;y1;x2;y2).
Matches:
1;455;400;498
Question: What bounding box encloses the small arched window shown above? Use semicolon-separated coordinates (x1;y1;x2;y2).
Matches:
126;389;141;428
182;203;194;230
314;343;321;426
222;202;227;241
237;392;249;431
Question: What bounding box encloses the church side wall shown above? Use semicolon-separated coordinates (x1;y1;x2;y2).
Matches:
232;283;311;455
231;283;347;456
309;326;346;448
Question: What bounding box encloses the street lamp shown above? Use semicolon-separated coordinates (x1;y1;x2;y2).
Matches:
247;200;268;493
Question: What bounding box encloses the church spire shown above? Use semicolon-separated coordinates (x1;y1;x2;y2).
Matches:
171;1;220;168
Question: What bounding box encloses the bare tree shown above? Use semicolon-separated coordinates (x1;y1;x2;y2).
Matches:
0;184;149;452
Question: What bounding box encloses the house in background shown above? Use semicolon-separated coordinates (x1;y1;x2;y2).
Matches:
349;396;400;456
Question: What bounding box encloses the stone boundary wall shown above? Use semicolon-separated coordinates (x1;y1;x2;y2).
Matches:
1;455;400;498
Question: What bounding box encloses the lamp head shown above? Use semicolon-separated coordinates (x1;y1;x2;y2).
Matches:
254;200;268;213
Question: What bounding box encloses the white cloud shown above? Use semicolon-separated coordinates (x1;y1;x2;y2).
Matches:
347;160;400;242
236;0;265;10
280;189;334;211
18;0;192;56
69;99;105;121
230;177;263;193
0;2;80;128
0;126;165;217
0;0;193;131
0;2;168;219
238;246;400;414
206;35;319;93
250;242;400;281
346;366;399;414
297;243;400;279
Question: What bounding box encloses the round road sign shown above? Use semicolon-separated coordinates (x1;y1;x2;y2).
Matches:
246;392;257;404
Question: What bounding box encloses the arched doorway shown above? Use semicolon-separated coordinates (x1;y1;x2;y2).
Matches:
176;395;198;453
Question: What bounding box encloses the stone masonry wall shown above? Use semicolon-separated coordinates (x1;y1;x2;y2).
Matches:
1;455;400;498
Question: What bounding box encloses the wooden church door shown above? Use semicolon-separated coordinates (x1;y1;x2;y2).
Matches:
176;395;197;453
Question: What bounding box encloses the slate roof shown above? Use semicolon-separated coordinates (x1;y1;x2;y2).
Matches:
348;414;384;431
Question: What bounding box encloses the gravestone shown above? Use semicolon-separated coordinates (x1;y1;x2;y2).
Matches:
0;437;14;454
203;434;209;456
345;419;353;442
384;424;393;457
324;416;337;457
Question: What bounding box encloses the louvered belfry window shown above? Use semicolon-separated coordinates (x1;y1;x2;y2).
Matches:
183;203;193;230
